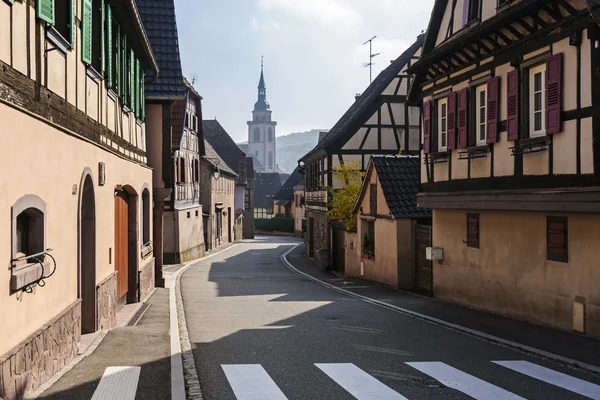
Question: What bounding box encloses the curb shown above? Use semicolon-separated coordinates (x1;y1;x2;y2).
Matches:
169;243;242;400
280;244;600;375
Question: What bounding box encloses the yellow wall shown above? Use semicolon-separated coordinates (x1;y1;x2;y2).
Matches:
432;209;600;337
0;103;152;355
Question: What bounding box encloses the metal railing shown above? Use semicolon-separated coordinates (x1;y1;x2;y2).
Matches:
176;181;199;202
10;249;57;293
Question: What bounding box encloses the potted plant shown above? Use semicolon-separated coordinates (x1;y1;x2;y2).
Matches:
362;233;375;260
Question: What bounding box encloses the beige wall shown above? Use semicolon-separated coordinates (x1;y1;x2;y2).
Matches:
432;209;600;337
208;175;236;248
1;0;147;164
422;33;593;184
163;206;204;262
0;103;153;355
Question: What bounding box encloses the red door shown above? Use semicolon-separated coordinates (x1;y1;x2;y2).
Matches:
114;191;129;302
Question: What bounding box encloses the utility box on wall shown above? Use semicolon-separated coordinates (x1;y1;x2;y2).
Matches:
426;247;443;261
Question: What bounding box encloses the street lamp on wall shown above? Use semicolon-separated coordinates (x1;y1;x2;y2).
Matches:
204;157;221;180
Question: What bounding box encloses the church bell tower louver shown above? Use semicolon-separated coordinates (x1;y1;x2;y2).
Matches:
247;58;277;173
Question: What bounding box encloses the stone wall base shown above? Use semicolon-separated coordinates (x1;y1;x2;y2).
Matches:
0;301;81;400
139;258;155;301
97;272;117;331
164;243;206;265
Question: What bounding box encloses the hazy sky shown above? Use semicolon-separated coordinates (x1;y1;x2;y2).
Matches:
174;0;435;143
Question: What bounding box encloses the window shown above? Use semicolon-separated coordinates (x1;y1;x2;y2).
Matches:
547;216;568;262
177;157;186;183
268;128;273;142
268;151;273;169
370;184;377;215
193;159;199;182
362;220;375;258
141;190;150;245
253;128;261;142
91;0;102;72
464;0;481;25
12;196;46;258
530;64;546;138
53;1;71;43
438;98;448;151
476;85;487;145
467;213;479;248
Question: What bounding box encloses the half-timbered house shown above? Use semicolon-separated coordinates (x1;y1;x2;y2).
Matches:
139;0;185;284
163;77;205;264
0;0;157;396
408;0;600;338
299;35;424;269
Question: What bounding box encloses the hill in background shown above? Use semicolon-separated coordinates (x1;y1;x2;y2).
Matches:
238;129;328;173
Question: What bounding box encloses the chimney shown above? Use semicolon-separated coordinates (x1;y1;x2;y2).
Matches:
355;93;361;102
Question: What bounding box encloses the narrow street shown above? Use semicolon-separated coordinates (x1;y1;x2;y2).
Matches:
180;236;600;400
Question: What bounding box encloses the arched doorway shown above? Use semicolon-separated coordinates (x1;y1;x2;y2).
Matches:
79;174;96;334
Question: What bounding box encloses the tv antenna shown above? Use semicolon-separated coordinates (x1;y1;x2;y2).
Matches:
362;36;380;84
191;73;198;85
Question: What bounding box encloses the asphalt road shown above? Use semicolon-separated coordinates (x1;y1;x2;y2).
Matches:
181;236;600;400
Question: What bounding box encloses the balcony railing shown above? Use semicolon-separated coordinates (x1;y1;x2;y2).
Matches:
176;181;199;202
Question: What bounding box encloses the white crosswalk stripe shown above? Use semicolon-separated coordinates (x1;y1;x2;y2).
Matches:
91;366;141;400
222;361;600;400
222;364;288;400
493;360;600;400
406;362;525;400
316;363;409;400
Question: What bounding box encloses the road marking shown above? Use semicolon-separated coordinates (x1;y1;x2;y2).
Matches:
222;364;288;400
493;360;600;399
334;324;383;334
406;362;525;400
316;363;408;399
90;366;141;400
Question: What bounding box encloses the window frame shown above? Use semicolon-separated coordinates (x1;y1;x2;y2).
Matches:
467;0;482;24
466;213;480;249
547;216;568;263
529;63;547;138
11;195;47;260
476;85;487;146
438;98;448;151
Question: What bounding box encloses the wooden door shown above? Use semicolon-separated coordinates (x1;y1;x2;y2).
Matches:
114;191;129;302
308;218;315;257
415;224;432;295
331;226;345;272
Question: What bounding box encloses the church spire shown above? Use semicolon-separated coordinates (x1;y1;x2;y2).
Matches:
258;56;266;90
254;57;270;112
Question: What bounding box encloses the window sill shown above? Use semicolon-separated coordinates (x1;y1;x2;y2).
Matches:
46;27;71;53
424;151;450;165
10;260;49;292
107;89;118;102
458;145;490;160
86;66;103;84
510;136;550;156
362;254;375;261
141;243;154;260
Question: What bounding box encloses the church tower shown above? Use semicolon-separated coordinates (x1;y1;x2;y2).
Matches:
247;59;277;173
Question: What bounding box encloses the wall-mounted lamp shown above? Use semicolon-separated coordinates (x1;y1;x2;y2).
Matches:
204;157;222;180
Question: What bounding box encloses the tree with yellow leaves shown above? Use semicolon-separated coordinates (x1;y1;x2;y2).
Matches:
326;161;364;232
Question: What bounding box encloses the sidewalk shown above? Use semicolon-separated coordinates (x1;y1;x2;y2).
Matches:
35;289;171;400
284;243;600;373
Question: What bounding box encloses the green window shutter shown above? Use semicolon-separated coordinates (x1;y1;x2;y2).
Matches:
122;35;127;104
81;0;92;64
116;25;121;96
129;49;134;109
106;5;112;86
141;71;145;121
100;0;105;76
135;58;140;117
69;0;76;45
37;0;55;25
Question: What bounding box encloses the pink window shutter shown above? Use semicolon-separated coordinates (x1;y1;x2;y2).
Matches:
546;53;563;135
506;69;520;141
486;77;500;144
457;89;468;148
423;100;432;154
447;92;457;150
